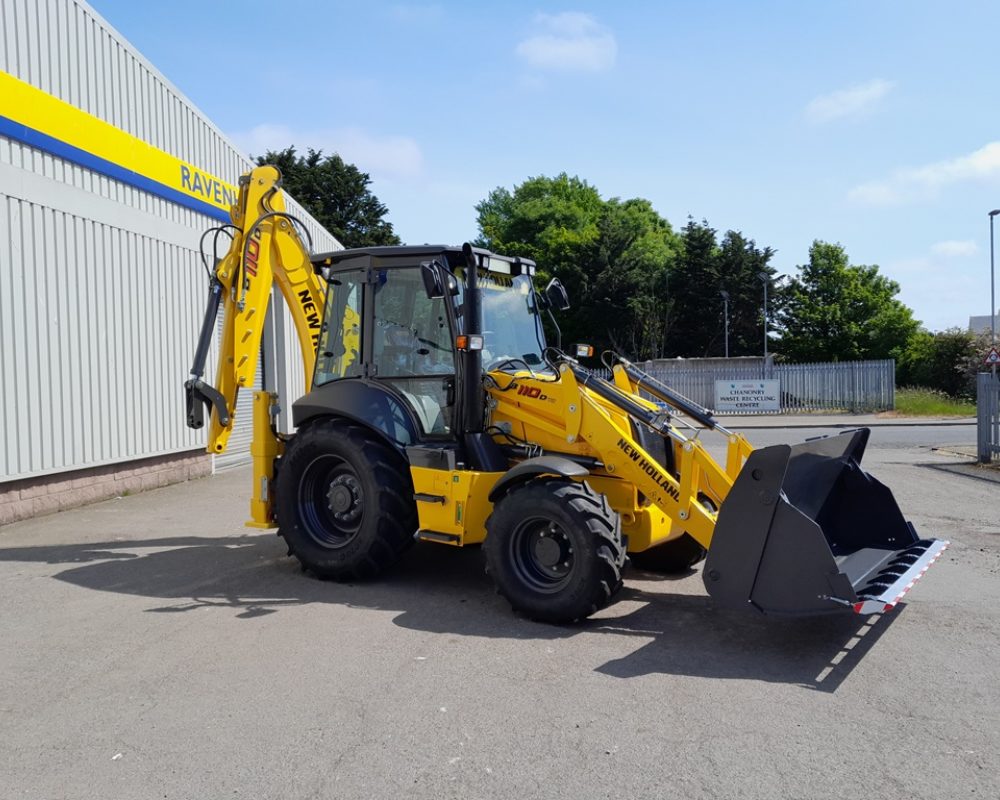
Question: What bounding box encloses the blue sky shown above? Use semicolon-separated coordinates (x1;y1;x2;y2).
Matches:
94;0;1000;332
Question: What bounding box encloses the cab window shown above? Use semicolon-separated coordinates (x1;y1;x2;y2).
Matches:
314;271;363;385
373;268;455;436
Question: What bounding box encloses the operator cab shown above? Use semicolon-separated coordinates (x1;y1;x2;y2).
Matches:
297;245;548;449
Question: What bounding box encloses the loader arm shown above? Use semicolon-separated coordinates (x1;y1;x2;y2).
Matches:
185;164;329;526
487;354;947;615
559;363;744;551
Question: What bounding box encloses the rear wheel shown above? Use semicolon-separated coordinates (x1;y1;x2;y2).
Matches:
485;478;626;623
276;419;416;580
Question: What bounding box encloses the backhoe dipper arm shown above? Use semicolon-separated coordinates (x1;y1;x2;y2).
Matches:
185;165;326;453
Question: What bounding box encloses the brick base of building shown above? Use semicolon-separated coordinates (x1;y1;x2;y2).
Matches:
0;451;212;526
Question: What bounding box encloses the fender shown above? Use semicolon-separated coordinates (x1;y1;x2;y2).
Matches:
292;379;421;453
487;456;589;503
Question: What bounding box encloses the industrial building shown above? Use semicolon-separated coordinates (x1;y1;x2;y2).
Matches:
0;0;339;523
969;313;999;335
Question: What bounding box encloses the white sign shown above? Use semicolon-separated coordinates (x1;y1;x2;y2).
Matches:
985;347;1000;366
715;379;780;412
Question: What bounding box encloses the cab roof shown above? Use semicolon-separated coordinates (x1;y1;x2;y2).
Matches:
311;244;536;276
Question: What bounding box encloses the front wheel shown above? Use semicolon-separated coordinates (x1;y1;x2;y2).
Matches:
276;420;416;581
484;478;626;623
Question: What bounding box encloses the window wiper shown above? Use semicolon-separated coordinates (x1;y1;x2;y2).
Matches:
415;336;450;353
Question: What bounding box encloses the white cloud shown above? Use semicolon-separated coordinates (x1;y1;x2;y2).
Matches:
805;79;895;123
231;123;423;181
930;240;979;258
849;141;1000;206
515;12;617;73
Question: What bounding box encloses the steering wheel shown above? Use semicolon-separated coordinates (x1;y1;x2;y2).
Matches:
485;356;526;372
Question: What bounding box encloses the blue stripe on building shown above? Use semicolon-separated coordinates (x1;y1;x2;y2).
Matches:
0;115;230;223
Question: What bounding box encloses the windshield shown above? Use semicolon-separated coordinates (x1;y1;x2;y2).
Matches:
457;270;547;372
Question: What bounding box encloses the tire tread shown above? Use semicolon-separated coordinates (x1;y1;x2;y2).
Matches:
485;477;626;623
276;419;416;581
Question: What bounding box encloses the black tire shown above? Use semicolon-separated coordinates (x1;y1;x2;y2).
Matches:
484;478;626;623
628;533;706;573
276;419;416;581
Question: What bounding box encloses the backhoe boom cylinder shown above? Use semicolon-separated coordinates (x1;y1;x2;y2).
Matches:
189;279;223;379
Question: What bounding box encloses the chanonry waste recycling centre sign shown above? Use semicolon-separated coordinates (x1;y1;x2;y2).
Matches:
714;380;780;412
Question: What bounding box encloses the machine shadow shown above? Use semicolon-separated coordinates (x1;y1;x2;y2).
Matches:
586;584;901;693
0;532;899;690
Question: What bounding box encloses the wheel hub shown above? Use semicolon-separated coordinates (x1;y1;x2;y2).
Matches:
531;524;571;576
327;474;362;523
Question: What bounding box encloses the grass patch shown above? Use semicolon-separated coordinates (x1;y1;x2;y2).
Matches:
895;387;976;416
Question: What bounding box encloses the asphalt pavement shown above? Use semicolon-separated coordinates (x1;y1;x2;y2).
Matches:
0;421;997;800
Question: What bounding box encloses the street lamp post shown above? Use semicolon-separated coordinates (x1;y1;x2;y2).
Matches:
720;290;730;358
758;272;769;362
990;210;999;375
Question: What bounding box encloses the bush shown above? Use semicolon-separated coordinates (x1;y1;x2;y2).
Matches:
896;328;991;399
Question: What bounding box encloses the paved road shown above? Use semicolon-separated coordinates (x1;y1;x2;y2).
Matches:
702;418;981;474
0;423;996;799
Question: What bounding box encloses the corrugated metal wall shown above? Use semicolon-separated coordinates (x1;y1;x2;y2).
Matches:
0;0;340;482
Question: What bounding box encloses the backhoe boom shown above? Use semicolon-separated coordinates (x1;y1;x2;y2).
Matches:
185;165;326;525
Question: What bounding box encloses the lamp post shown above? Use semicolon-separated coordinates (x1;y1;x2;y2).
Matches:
990;210;999;376
720;290;730;358
758;272;769;362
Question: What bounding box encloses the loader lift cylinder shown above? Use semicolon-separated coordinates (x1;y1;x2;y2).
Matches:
615;357;721;430
568;362;676;439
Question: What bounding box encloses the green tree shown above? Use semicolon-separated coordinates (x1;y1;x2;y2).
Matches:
778;241;919;362
475;173;603;283
716;231;779;357
475;174;678;358
589;198;677;358
255;147;400;247
665;219;719;356
665;222;778;357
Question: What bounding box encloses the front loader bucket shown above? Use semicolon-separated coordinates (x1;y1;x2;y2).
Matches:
703;429;948;615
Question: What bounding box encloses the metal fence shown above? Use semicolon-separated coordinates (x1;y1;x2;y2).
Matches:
978;373;1000;463
775;360;895;413
612;358;895;414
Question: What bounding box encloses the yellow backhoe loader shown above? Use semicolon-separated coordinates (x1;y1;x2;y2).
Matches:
185;165;947;622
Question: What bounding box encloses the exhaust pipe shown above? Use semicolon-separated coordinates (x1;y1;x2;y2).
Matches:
703;428;948;615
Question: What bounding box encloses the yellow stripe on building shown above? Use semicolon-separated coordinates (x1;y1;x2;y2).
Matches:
0;70;237;213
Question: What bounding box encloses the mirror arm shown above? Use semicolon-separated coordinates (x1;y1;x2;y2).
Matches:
546;305;562;350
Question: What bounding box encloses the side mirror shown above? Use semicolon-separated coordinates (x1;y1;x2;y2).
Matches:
544;277;571;311
421;261;445;299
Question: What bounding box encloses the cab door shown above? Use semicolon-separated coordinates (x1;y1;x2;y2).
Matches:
370;267;457;438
